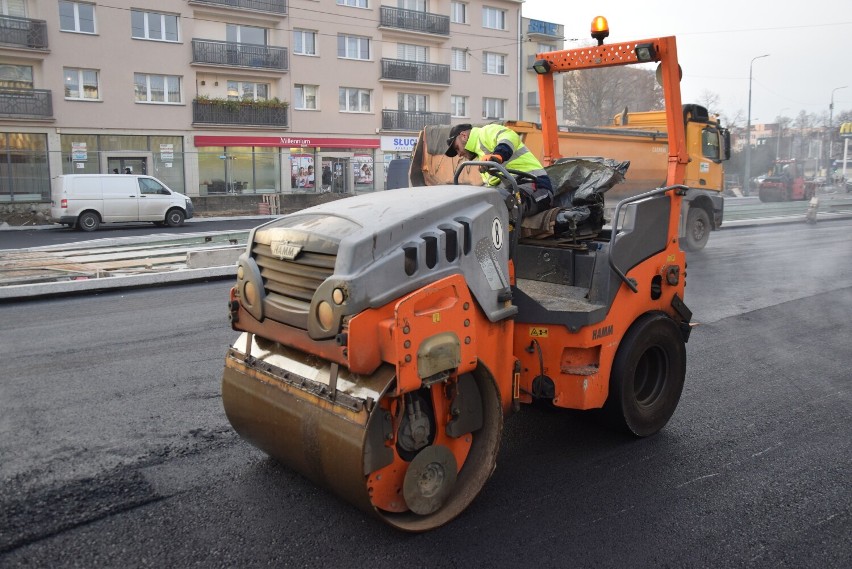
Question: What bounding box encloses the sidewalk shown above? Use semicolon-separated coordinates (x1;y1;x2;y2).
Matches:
2;197;852;302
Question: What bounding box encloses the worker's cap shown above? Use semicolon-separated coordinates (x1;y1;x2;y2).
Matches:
445;124;472;157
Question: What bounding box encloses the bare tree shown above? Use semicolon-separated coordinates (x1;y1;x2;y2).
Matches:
562;66;663;126
698;89;721;115
794;110;813;130
721;109;744;130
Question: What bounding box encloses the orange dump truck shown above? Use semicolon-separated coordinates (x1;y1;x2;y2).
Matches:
410;106;729;251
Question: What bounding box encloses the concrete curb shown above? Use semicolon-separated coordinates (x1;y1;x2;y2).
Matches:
0;215;274;231
0;265;236;301
721;211;852;228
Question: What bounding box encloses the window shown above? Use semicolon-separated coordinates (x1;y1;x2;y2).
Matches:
451;95;467;118
397;43;427;62
338;34;370;60
398;93;427;112
131;10;179;42
337;0;368;7
134;73;181;104
538;43;555;53
226;23;266;45
482;97;505;120
227;81;268;101
0;64;33;89
2;0;28;17
526;91;539;108
59;1;95;34
483;52;506;75
400;0;425;10
139;178;169;195
339;87;371;112
0;133;50;203
295;84;318;110
702;128;721;160
482;6;506;30
451;48;468;71
64;67;99;100
450;2;467;24
294;29;317;55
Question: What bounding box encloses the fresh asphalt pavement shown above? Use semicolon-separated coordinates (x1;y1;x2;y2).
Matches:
1;220;849;566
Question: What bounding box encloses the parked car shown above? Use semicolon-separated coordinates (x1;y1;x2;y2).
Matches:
51;174;193;231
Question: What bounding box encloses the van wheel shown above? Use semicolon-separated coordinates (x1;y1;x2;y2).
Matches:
165;209;185;227
77;211;100;232
604;313;686;437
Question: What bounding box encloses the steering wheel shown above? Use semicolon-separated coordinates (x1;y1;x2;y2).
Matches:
480;164;537;186
504;168;538;186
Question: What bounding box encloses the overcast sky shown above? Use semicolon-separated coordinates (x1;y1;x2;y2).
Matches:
522;0;852;127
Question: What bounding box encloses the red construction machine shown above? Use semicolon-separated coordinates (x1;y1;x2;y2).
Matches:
758;159;817;202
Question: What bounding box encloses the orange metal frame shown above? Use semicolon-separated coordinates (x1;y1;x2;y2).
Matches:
526;36;689;410
536;36;688;189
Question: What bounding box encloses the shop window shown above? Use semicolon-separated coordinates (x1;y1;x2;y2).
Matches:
198;146;280;195
0;133;50;202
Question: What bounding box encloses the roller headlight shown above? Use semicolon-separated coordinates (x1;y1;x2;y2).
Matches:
317;301;335;331
244;281;259;307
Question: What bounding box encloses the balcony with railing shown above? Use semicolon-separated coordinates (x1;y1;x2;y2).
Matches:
379;6;449;37
0;15;48;50
0;89;53;119
192;39;288;72
381;59;450;85
193;99;288;128
382;109;450;132
188;0;287;16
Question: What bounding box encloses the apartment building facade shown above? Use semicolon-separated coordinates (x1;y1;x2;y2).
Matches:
518;16;563;123
0;0;533;208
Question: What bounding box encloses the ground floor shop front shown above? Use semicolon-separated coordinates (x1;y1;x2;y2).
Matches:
0;128;417;214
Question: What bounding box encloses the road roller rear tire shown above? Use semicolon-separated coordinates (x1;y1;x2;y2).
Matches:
604;312;686;437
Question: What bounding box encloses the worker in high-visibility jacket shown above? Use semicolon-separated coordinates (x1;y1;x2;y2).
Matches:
445;123;553;216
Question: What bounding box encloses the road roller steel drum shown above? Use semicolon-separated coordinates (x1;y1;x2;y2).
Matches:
222;333;504;532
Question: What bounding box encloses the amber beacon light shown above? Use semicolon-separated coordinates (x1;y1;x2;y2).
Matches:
591;16;609;45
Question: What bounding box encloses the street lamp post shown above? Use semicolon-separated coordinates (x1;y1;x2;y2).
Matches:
744;54;769;195
828;86;848;183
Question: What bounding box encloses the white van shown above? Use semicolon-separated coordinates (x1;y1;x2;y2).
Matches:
51;174;194;231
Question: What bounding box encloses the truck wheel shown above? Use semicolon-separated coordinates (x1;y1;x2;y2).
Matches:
604;313;686;437
77;211;100;232
680;207;710;252
165;209;185;227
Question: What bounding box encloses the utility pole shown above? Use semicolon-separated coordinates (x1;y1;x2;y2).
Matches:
744;54;769;195
829;86;847;184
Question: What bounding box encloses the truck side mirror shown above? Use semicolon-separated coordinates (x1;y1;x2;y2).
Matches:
721;129;731;161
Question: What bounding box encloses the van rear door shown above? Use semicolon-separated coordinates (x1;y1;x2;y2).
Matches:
102;176;139;222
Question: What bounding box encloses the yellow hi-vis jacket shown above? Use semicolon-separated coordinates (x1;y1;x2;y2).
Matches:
463;124;548;186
